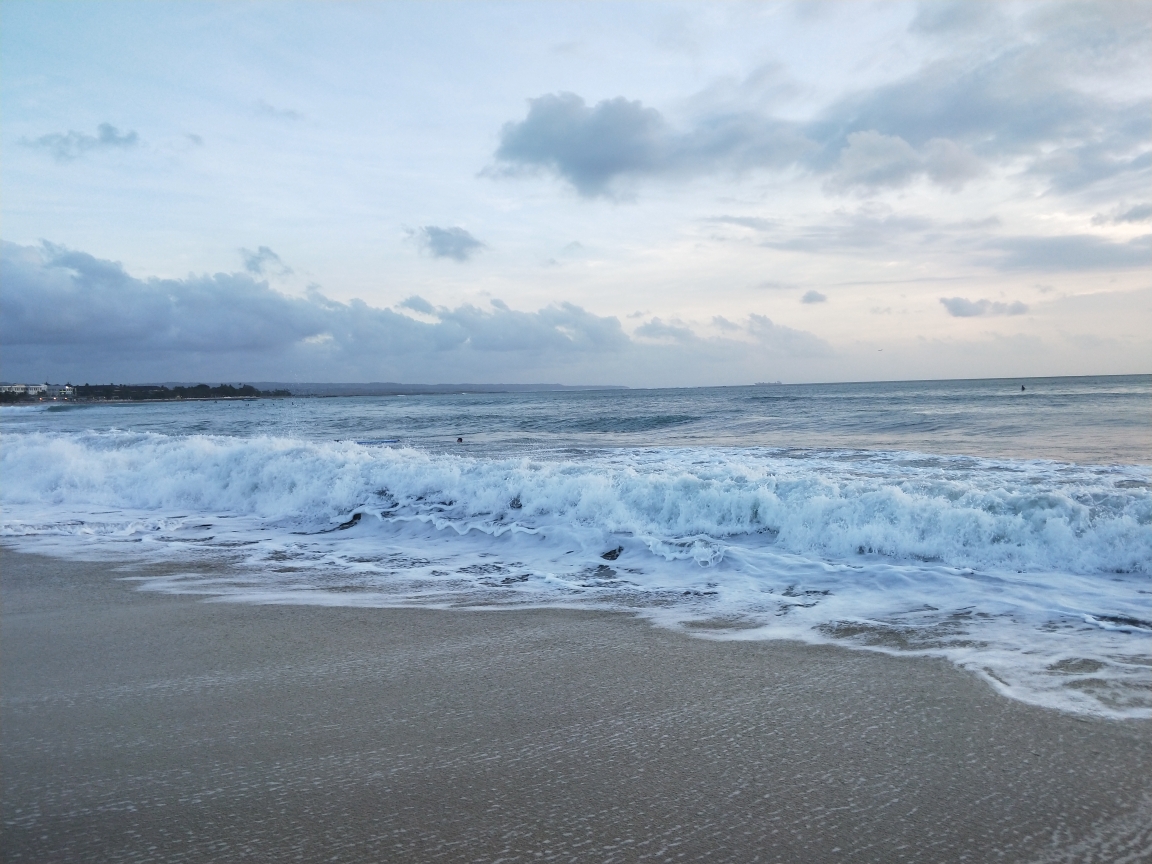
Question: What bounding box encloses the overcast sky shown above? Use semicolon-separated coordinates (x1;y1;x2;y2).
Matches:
2;0;1149;386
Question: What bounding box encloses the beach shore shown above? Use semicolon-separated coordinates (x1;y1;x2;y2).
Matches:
2;546;1149;863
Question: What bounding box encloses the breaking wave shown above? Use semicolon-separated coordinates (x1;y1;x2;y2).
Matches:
3;429;1150;718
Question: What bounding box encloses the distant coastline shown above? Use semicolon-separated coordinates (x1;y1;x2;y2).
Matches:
0;383;290;404
3;374;1148;405
249;382;629;397
0;380;631;404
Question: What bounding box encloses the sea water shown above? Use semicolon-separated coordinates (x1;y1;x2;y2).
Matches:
2;375;1149;718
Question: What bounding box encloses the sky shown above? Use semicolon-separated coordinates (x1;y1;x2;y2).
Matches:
1;0;1149;387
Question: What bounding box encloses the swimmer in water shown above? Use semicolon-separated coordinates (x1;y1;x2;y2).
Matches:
457;437;463;443
1021;385;1026;391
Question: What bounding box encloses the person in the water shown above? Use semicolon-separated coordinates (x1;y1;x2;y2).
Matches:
457;437;463;443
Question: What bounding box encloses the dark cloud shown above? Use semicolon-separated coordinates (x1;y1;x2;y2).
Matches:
986;234;1151;271
0;242;834;385
255;100;303;121
2;242;324;354
24;123;139;162
910;1;1000;34
241;246;292;277
399;295;436;315
801;290;827;304
416;226;486;261
940;297;1029;317
0;241;618;361
494;93;667;197
493;92;809;197
1092;203;1152;225
493;4;1148;197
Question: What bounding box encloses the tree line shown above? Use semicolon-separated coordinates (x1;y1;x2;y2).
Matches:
74;384;292;401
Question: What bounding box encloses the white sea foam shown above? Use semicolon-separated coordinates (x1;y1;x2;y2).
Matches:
3;429;1150;718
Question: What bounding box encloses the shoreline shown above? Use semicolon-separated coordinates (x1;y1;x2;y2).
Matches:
3;545;1150;862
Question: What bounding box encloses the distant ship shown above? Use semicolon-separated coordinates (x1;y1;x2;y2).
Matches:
753;381;783;386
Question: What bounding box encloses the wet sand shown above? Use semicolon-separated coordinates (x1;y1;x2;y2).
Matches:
2;546;1150;863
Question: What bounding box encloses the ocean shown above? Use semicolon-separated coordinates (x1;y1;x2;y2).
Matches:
2;375;1149;719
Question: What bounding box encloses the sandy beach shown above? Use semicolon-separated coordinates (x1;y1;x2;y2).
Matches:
2;546;1149;863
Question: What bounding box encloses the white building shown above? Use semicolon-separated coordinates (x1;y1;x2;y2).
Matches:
0;384;61;397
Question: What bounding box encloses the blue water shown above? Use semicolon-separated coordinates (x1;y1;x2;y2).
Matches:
3;375;1150;717
9;375;1150;462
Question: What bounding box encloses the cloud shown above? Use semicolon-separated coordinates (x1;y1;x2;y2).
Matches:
0;242;836;386
706;216;778;232
829;131;922;189
241;246;292;277
921;137;986;189
255;100;303;120
940;297;1029;317
399;295;436;315
493;93;670;197
23;123;139;161
415;226;486;261
2;242;325;353
987;234;1151;271
740;204;1150;271
492;92;808;197
825;131;986;192
808;5;1151;190
711;316;741;331
492;5;1148;198
634;317;697;343
1092;203;1152;225
761;207;935;254
910;0;1000;34
0;240;624;375
746;314;830;356
801;290;827;304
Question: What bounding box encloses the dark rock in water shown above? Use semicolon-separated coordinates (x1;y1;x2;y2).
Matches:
1097;614;1151;630
336;513;363;530
602;546;623;560
304;512;365;534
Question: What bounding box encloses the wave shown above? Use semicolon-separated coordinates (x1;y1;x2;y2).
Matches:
3;429;1150;719
3;430;1148;575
